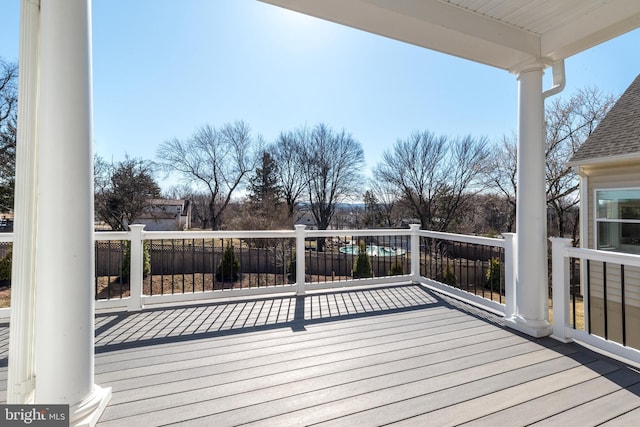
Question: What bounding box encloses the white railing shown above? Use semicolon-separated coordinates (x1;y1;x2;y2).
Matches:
101;225;418;310
551;238;640;366
417;229;514;316
6;227;640;366
0;225;513;318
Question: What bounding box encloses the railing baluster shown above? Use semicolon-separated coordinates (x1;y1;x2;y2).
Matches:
181;239;186;293
571;257;577;329
94;241;99;298
603;261;608;340
191;238;195;292
171;238;176;294
587;259;591;334
621;264;626;346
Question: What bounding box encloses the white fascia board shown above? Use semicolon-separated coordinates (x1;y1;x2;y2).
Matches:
567;153;640;169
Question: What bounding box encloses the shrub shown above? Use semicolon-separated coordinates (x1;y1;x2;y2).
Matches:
485;257;502;293
216;243;240;282
389;261;404;276
121;241;151;282
352;241;373;279
0;247;12;284
442;264;456;286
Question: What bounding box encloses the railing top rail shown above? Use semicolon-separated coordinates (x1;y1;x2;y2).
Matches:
94;231;130;241
418;229;505;248
5;229;508;246
143;229;297;240
305;228;412;238
565;246;640;267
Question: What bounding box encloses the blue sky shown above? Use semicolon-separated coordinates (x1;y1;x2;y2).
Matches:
1;0;640;189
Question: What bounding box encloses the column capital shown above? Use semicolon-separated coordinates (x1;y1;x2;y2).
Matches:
515;63;545;79
511;58;550;77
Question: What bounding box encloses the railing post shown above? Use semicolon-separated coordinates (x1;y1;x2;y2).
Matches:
410;224;421;283
127;224;146;311
503;233;517;320
550;237;573;342
295;225;306;295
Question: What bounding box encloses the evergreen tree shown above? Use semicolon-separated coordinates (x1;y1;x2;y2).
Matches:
247;151;282;205
363;190;383;228
94;156;161;231
352;241;373;279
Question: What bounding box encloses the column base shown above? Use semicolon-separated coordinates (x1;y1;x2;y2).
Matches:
505;315;552;338
70;385;112;427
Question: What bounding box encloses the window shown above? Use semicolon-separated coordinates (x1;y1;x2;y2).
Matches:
596;188;640;254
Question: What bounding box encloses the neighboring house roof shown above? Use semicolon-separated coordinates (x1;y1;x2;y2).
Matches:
136;199;191;220
569;74;640;166
147;199;188;209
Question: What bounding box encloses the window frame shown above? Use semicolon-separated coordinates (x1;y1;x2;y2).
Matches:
594;186;640;253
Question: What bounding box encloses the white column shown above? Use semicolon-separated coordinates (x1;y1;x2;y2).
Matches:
504;65;552;338
7;0;40;404
34;1;111;426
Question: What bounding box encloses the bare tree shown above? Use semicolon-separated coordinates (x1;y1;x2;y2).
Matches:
486;134;517;232
94;156;161;231
368;179;401;227
376;131;447;229
545;87;615;238
375;131;488;232
0;59;16;128
270;128;308;221
486;87;615;238
299;123;365;237
156;121;259;230
0;59;18;211
437;135;491;231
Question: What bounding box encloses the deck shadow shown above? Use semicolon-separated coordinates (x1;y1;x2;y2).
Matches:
93;284;448;353
435;289;640;400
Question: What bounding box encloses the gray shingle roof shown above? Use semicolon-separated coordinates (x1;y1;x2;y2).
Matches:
570;74;640;165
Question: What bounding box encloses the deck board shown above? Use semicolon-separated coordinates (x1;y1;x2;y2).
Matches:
2;284;640;426
530;382;640;425
462;368;640;425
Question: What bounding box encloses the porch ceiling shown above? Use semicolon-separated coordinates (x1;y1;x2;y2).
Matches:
258;0;640;72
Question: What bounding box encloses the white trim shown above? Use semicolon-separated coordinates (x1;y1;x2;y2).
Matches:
593;186;640;254
418;229;505;247
306;276;409;292
569;329;640;370
568;152;640;168
421;278;505;317
565;246;640;267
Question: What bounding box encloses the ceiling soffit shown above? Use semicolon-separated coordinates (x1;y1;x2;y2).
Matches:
259;0;640;72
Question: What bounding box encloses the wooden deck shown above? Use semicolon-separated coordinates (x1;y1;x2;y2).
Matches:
2;284;640;426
